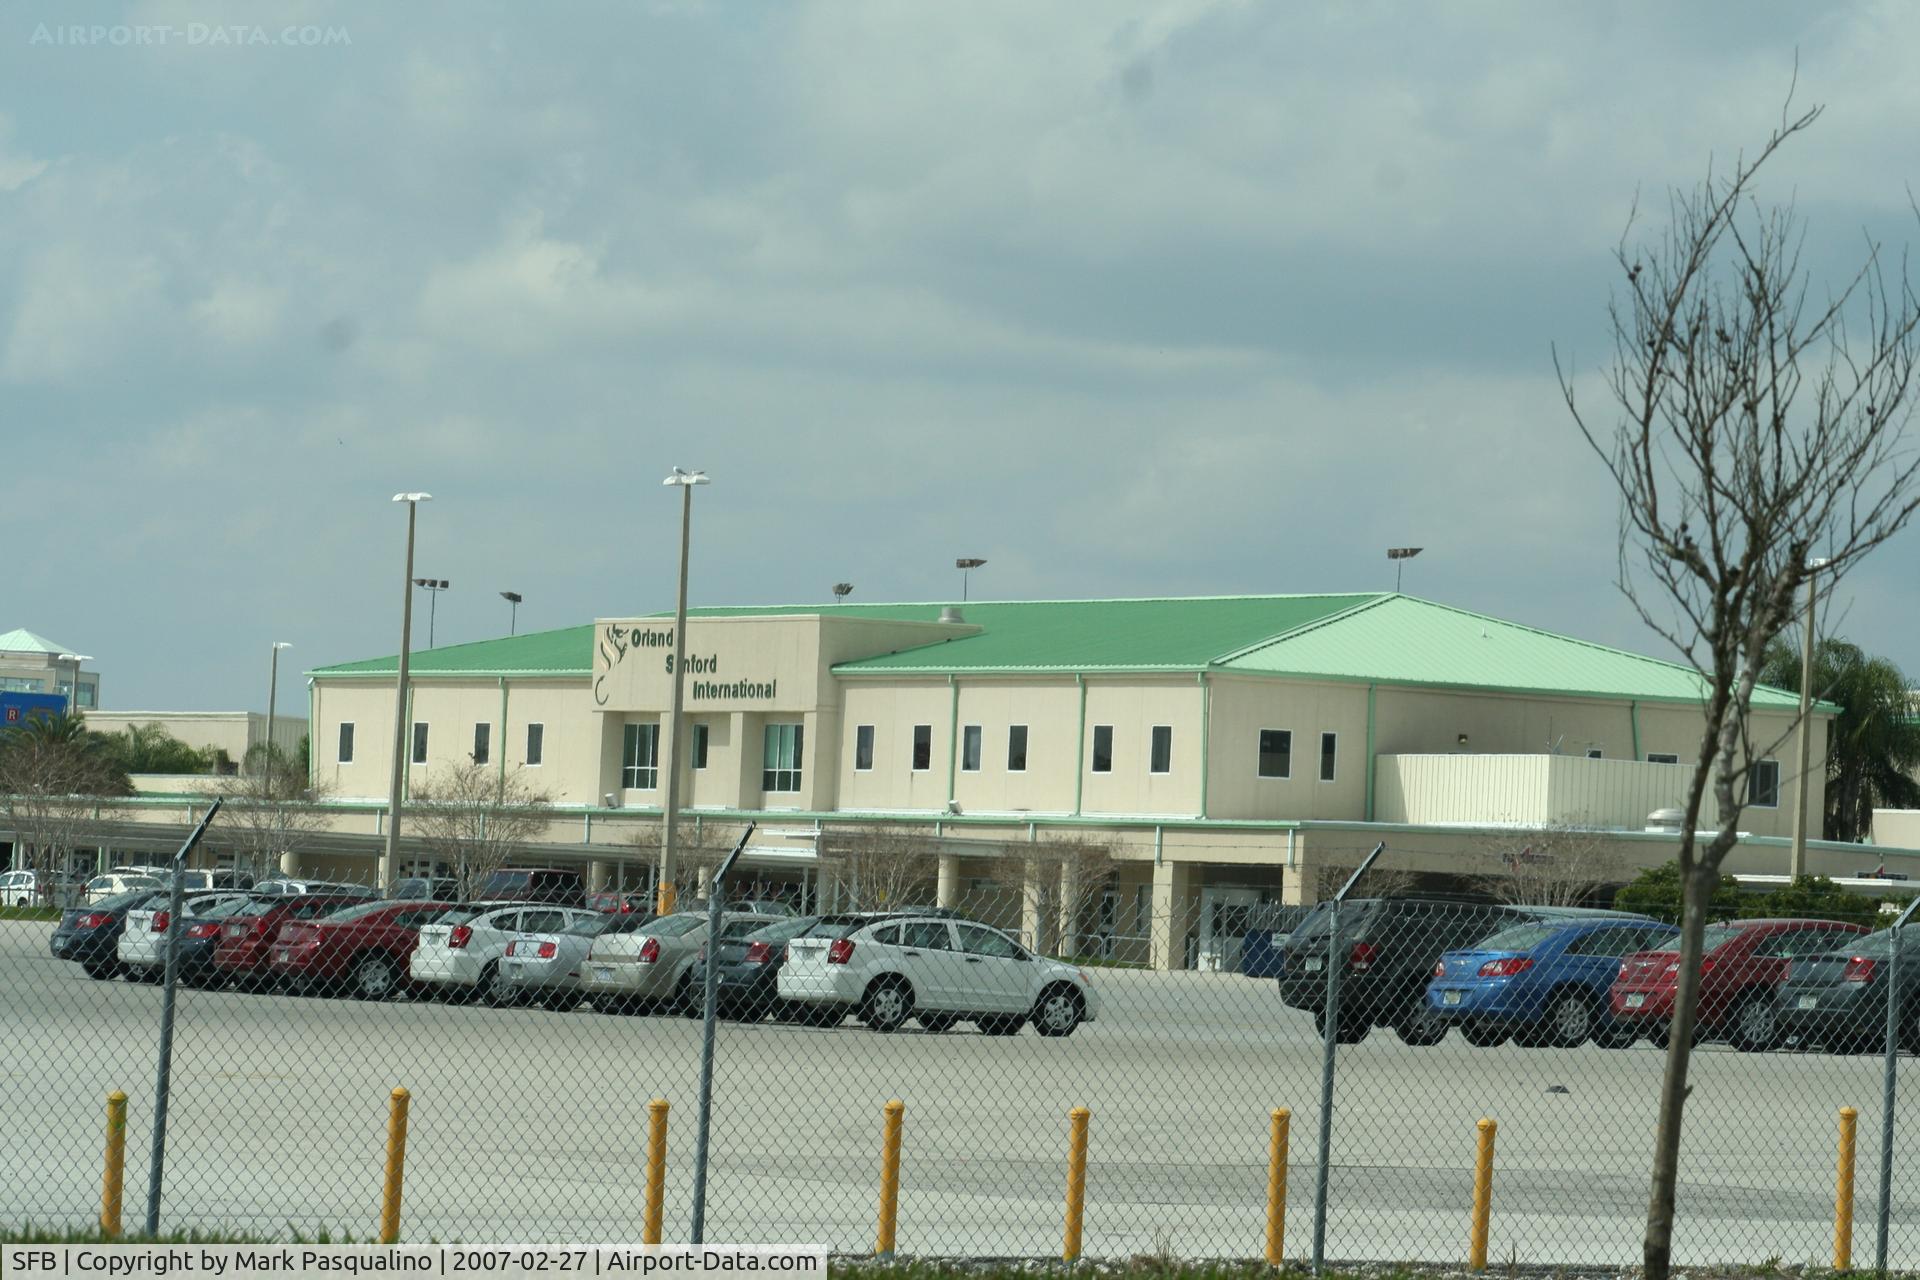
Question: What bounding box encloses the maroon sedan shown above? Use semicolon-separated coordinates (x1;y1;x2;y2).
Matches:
213;893;374;988
1609;917;1868;1051
270;900;457;999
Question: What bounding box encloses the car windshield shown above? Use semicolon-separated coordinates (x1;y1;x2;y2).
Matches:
320;902;397;922
567;914;628;938
1474;922;1559;953
645;915;706;937
1289;900;1379;942
1831;929;1920;957
802;916;877;940
190;897;256;920
719;919;767;940
1697;923;1747;953
481;872;532;892
81;889;153;912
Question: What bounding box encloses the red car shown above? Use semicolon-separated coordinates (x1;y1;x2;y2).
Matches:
213;893;374;988
587;891;652;915
269;900;457;999
1609;917;1868;1051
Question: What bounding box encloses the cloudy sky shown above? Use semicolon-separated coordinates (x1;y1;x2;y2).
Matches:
5;1;1919;711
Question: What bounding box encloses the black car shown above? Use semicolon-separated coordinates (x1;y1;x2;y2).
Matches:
1777;927;1920;1052
389;877;462;902
151;893;270;984
50;888;167;979
690;915;821;1020
1277;898;1541;1044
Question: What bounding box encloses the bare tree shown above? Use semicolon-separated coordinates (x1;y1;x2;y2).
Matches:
0;713;129;886
1558;96;1920;1280
991;836;1115;957
817;824;936;911
202;753;336;881
1473;827;1626;909
411;761;555;899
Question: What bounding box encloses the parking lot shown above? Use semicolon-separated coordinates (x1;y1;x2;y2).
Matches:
4;919;1917;1264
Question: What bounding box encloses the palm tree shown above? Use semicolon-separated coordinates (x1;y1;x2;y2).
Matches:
1761;638;1920;841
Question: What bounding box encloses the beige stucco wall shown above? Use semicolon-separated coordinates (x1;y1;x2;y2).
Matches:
837;680;959;812
1203;675;1371;821
949;679;1081;814
87;712;306;764
1078;678;1204;816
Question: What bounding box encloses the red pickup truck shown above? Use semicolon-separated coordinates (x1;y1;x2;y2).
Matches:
269;900;457;999
213;893;374;988
1609;917;1867;1051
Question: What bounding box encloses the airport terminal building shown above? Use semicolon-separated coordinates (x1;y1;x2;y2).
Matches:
286;593;1870;968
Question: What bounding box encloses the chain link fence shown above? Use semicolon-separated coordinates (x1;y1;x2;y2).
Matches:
5;834;1918;1267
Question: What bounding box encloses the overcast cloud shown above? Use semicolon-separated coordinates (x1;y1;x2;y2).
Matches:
4;1;1919;710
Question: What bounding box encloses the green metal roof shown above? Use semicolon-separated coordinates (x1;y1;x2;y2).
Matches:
0;627;73;655
307;593;1814;710
1219;594;1808;708
309;625;595;678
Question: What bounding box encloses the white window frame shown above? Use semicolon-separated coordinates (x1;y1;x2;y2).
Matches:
1646;752;1679;765
1149;725;1172;775
1319;731;1337;783
410;722;430;766
1257;728;1291;780
623;723;660;791
1090;725;1114;774
854;725;875;773
961;724;983;773
763;722;804;794
1749;758;1782;808
525;722;544;767
910;724;933;773
1007;725;1029;773
337;721;355;765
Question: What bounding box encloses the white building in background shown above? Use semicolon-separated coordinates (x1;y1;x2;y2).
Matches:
0;628;99;710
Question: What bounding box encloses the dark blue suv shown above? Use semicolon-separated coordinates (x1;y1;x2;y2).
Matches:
1427;914;1677;1048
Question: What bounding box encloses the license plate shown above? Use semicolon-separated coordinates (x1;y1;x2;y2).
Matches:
592;966;613;982
273;948;290;963
1442;990;1463;1006
226;925;245;938
1798;995;1818;1010
1303;956;1323;972
1625;993;1646;1008
503;962;520;976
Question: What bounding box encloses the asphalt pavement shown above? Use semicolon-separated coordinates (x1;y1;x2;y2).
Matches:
2;921;1916;1265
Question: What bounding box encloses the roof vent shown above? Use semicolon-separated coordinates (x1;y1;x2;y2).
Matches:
938;606;965;624
1645;807;1684;833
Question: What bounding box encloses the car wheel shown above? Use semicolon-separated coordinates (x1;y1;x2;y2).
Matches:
915;1012;959;1034
82;960;114;981
861;978;913;1033
1313;1007;1368;1044
353;956;397;1001
475;963;506;1007
1546;991;1595;1048
1394;995;1449;1047
674;971;701;1018
1032;984;1085;1038
541;988;580;1012
1733;995;1779;1053
798;1003;846;1028
978;1014;1024;1036
1594;1021;1640;1049
1460;1020;1510;1048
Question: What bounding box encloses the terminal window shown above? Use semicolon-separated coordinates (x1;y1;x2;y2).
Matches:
1091;725;1113;773
623;723;660;789
472;722;490;766
1320;731;1337;782
337;722;355;764
962;725;982;772
764;723;804;792
1258;729;1291;779
855;725;874;771
911;724;932;771
526;723;544;767
690;723;709;770
411;722;430;765
1149;725;1172;774
1007;725;1028;772
1748;758;1781;808
1646;752;1679;765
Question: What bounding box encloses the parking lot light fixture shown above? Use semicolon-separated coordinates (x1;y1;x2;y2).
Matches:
956;558;986;602
659;467;709;914
386;493;432;891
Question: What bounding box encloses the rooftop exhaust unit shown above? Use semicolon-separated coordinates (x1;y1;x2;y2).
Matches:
1645;807;1684;833
938;606;965;624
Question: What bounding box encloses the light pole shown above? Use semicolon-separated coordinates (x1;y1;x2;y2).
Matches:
659;467;709;915
500;591;523;636
264;641;291;791
56;654;92;715
955;558;986;602
412;578;449;648
832;583;853;603
1387;547;1423;593
1789;556;1831;879
386;494;432;891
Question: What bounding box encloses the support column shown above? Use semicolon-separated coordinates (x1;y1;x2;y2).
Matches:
588;860;610;893
1020;860;1045;953
1057;862;1081;960
936;855;960;909
279;850;301;876
1149;860;1196;972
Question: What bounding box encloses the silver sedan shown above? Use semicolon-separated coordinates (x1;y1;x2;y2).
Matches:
581;911;779;1014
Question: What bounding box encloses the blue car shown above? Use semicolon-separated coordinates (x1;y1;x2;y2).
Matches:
1427;914;1678;1048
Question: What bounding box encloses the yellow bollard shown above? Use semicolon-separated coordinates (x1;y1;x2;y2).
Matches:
1469;1118;1497;1271
378;1087;411;1245
657;885;677;917
1063;1107;1090;1262
875;1099;905;1256
100;1091;127;1237
1265;1108;1291;1265
1835;1106;1858;1270
644;1099;670;1247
